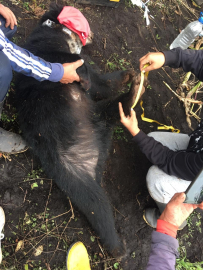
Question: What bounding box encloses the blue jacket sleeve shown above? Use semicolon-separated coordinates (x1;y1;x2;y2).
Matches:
146;231;179;270
163;47;203;81
0;29;64;82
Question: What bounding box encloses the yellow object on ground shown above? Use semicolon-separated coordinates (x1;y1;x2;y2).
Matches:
66;242;91;270
140;100;180;133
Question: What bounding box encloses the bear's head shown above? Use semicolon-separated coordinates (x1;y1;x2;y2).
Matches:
39;4;93;55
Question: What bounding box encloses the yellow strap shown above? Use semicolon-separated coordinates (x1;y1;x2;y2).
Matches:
110;0;120;2
140;100;180;133
131;64;149;109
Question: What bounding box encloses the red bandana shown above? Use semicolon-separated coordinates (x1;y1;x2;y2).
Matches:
57;6;90;46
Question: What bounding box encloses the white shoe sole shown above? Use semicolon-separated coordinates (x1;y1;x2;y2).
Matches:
0;206;5;265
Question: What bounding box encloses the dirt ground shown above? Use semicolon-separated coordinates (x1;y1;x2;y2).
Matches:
1;0;203;269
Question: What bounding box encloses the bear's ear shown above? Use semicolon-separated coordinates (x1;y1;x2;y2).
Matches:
40;4;63;24
77;64;91;91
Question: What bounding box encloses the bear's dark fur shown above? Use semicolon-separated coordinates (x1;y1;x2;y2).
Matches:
15;4;144;257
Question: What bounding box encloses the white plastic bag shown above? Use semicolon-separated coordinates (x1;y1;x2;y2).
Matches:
131;0;150;26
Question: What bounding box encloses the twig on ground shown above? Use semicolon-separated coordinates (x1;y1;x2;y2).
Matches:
49;199;75;264
112;205;126;218
136;192;141;207
163;81;203;130
43;180;53;221
164;97;173;108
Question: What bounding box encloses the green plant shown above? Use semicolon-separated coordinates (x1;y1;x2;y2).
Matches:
125;0;134;8
23;2;30;10
12;36;19;45
114;262;120;269
176;246;203;269
106;53;131;71
24;168;44;181
156;34;161;40
131;251;136;258
106;59;117;71
176;211;203;269
187;211;202;235
90;236;95;242
1;112;17;123
113;126;128;142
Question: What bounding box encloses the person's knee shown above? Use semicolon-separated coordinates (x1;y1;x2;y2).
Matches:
146;165;159;185
147;131;162;139
0;52;12;96
6;25;17;39
0;15;17;39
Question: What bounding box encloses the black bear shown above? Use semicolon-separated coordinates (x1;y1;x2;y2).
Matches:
15;4;146;257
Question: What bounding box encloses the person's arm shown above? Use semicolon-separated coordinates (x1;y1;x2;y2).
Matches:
118;103;203;181
0;29;63;82
146;193;203;270
139;48;203;82
0;29;83;83
146;231;178;270
163;48;203;82
133;130;203;181
0;4;83;83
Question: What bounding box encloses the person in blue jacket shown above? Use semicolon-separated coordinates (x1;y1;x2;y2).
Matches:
0;4;83;154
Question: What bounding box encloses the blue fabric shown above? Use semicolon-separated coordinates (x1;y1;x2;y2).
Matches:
0;15;17;39
0;51;12;101
0;15;16;101
0;29;64;82
0;15;63;83
146;231;179;270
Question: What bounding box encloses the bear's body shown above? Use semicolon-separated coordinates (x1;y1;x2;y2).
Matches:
15;5;143;257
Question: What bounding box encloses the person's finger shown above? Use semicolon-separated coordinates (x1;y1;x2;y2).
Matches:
8;13;15;29
139;53;150;62
119;102;125;119
10;10;17;24
74;59;84;69
139;59;150;71
190;204;198;209
4;13;11;28
9;10;17;28
142;64;155;73
170;192;186;205
130;108;136;118
72;72;80;82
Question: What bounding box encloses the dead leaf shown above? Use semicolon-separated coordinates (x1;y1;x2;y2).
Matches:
161;16;165;22
29;5;45;17
15;240;24;252
34;245;43;256
174;10;180;15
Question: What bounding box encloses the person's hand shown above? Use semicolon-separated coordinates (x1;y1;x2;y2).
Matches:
119;102;140;136
139;52;165;73
60;59;84;84
0;4;17;30
159;192;203;227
